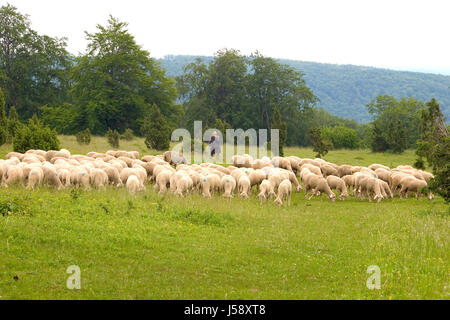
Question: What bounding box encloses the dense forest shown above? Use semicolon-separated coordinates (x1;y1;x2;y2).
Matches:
160;56;450;122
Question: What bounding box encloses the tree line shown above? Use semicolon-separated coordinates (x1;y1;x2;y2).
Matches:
0;4;447;156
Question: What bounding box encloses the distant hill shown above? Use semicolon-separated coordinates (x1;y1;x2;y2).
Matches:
158;55;450;123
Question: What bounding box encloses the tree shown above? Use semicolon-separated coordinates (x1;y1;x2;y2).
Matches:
76;128;91;145
309;128;332;158
271;108;287;156
13;116;60;153
71;16;178;135
6;106;19;143
0;4;71;119
366;95;423;153
387;120;407;153
176;50;318;145
416;98;449;202
0;87;6;146
106;129;120;148
141;104;171;151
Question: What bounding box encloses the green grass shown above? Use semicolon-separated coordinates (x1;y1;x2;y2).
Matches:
0;136;448;300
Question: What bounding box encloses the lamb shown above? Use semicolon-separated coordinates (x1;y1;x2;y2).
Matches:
326;176;348;200
257;179;276;202
221;175;237;198
274;179;292;206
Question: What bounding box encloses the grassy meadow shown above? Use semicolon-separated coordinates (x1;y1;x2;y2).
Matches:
0;136;448;300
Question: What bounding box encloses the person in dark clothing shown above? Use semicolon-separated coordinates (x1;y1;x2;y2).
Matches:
209;131;221;157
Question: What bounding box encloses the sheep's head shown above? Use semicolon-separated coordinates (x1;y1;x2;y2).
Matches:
329;193;336;202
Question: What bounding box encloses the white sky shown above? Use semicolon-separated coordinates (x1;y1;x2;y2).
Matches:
4;0;450;74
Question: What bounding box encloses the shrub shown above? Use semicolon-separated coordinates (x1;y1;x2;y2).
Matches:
141;104;171;151
309;127;332;158
0;87;7;146
6;106;19;144
13;116;60;153
75;128;91;145
106;128;120;148
321;126;360;149
121;128;134;141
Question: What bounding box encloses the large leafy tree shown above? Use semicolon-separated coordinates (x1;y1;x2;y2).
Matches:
0;4;71;119
176;49;318;145
71;16;178;135
366;95;423;153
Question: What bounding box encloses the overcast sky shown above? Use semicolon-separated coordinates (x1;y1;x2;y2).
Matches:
4;0;450;75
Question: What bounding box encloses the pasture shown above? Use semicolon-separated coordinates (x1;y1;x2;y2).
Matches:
0;136;448;300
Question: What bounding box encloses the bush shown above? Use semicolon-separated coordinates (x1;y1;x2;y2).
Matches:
6;106;19;144
141;104;171;151
0;87;7;146
13;117;60;153
321;126;360;149
121;128;134;141
75;128;91;145
106;128;120;148
309;127;332;158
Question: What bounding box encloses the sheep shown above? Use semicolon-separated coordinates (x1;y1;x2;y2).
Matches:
248;170;266;190
154;169;173;194
27;167;44;190
170;171;190;193
358;177;384;202
374;168;391;184
41;166;63;189
232;154;253;168
257;179;276;202
200;174;221;198
338;165;353;177
300;164;322;177
271;157;293;172
176;175;193;197
369;164;390;171
238;175;251;198
90;168;109;189
342;175;356;192
221;175;237;198
6;152;24;161
379;180;393;199
326;176;348;200
126;175;142;195
320;164;339;177
274;179;292;206
398;176;432;200
70;167;90;189
57;168;72;187
304;175;336;202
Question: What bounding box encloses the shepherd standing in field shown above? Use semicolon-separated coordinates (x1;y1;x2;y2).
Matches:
209;131;221;157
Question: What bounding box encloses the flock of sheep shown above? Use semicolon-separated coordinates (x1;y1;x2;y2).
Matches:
0;149;435;206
